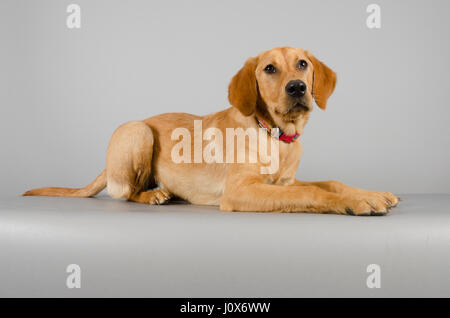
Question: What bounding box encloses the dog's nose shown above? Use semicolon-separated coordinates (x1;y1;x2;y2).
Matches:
285;80;307;97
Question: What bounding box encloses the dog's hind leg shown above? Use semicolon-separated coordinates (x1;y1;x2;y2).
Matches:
129;188;172;205
106;121;155;200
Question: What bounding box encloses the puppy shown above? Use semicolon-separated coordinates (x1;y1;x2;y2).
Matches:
24;47;399;215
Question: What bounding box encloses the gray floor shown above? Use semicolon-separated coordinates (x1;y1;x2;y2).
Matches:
0;194;449;297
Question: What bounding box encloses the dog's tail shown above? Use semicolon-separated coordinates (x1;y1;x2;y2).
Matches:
22;170;107;198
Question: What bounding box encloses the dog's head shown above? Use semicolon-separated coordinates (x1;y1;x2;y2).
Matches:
228;47;336;131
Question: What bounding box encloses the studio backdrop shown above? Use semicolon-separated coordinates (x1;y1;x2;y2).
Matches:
1;0;449;196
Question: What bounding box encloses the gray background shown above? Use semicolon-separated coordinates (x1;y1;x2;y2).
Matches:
1;0;450;299
1;0;450;196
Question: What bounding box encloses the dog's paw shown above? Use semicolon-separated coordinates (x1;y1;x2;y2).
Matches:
380;191;400;207
337;191;398;216
360;190;400;209
146;189;171;205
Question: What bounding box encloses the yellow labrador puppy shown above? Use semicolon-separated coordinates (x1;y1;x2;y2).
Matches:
24;47;399;215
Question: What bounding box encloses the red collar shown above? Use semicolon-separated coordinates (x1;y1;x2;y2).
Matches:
256;117;300;143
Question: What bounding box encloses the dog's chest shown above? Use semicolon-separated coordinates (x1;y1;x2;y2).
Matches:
265;141;302;185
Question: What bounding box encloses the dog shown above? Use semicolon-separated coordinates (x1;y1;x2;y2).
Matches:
24;47;399;215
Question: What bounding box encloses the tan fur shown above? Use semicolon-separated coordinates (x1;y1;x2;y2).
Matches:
23;170;106;197
23;47;399;215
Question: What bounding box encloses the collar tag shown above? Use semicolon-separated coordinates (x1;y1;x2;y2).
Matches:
256;117;300;144
270;128;280;138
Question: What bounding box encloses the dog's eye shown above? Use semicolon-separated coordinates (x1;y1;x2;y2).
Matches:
264;64;277;74
297;60;308;70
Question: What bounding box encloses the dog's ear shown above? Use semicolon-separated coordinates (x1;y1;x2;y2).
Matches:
306;51;337;110
228;57;259;116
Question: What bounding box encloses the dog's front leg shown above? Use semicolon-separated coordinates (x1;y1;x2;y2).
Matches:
220;181;390;215
293;179;399;211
